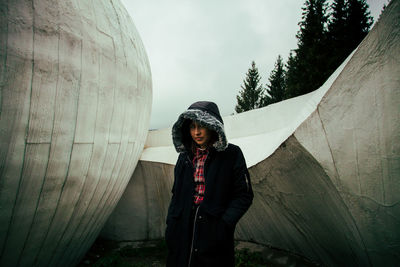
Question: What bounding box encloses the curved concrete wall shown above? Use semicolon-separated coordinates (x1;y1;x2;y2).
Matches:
0;0;152;266
102;161;174;241
293;0;400;263
102;1;399;266
238;136;370;265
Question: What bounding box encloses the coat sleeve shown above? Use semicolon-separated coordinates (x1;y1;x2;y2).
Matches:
166;153;184;225
221;146;253;228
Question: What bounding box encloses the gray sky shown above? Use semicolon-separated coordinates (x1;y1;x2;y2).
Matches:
121;0;389;130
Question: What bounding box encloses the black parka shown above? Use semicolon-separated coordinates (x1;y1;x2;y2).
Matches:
166;101;253;267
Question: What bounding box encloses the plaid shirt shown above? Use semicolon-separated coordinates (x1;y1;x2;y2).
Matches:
192;148;208;205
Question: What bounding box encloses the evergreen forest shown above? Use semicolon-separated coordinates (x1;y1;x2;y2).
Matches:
235;0;380;113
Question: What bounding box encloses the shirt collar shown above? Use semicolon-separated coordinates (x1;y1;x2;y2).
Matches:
195;147;209;157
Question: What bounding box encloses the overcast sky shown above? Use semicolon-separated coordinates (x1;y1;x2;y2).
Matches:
121;0;389;130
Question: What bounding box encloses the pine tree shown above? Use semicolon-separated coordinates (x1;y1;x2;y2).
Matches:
297;0;328;49
282;0;374;101
286;0;329;99
328;0;348;69
377;2;388;22
263;55;286;106
235;61;264;113
328;0;373;70
284;51;299;99
346;0;373;50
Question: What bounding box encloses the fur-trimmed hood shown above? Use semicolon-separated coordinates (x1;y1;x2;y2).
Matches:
172;101;228;153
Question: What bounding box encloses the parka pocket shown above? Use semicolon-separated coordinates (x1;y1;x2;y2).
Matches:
165;209;182;251
195;212;234;253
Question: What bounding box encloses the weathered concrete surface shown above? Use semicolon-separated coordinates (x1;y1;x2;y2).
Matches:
238;136;369;266
102;1;399;266
102;161;174;241
0;0;152;266
293;0;400;264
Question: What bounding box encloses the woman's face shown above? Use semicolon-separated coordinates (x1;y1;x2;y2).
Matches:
189;121;211;149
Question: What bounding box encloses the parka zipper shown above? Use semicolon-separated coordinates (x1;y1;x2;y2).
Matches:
185;154;196;267
188;205;199;267
187;152;210;267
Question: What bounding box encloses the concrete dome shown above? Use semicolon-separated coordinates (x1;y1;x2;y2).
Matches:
0;0;152;266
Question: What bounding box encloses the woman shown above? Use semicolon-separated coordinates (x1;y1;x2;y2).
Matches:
165;101;253;267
